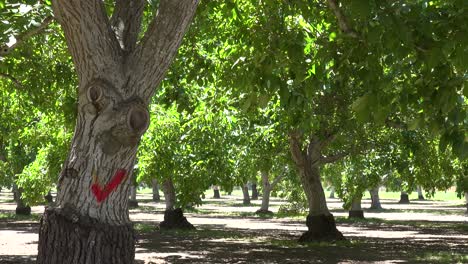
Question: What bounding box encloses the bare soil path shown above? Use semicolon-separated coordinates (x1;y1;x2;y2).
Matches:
0;190;466;263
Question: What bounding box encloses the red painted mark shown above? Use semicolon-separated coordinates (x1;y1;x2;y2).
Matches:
91;169;127;203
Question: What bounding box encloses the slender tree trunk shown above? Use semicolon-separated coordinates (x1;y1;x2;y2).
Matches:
128;185;139;207
242;184;250;205
289;133;344;242
152;179;160;202
13;183;31;215
213;185;221;199
44;191;54;205
348;194;364;218
465;192;468;214
251;183;259;200
37;1;199;262
257;171;272;214
369;187;383;210
160;178;194;230
398;191;410;204
417;186;425;200
329;186;335;199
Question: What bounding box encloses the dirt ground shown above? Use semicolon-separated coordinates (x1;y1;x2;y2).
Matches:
0;190;466;263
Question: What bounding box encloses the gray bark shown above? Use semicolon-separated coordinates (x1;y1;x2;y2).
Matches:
417;186;425;200
349;195;364;218
369;187;383;210
152;179;161;202
213;185;221;198
242;184;250;205
251;183;259;200
329;186;335;199
162;178;176;210
399;191;410;204
465;192;468;214
37;1;199;263
259;171;271;212
12;183;31;215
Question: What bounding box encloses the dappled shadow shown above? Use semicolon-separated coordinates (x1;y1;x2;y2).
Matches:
0;255;36;263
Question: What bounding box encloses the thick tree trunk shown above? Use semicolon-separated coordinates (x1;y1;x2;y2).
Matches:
251;183;259;200
152;179;160;202
242;184;250;205
159;178;194;230
128;185;139;208
369;187;383;210
289;133;344;242
417;186;425;200
213;186;221;199
13;184;31;215
398;191;410;204
348;195;364;218
329;186;335;199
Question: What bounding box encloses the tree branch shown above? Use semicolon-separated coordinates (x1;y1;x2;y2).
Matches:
270;172;286;190
0;16;54;57
320;152;348;164
110;0;145;53
0;72;25;89
129;0;199;100
51;0;122;84
319;132;337;150
326;0;360;39
289;130;307;167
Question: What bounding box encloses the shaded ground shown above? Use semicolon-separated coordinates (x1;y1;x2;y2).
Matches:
0;190;466;263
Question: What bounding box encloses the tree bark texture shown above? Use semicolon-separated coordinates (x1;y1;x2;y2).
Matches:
152;179;161;202
348;195;364;219
162;178;176;210
398;191;410;204
38;1;199;263
251;183;259;200
369;187;383;210
417;186;425;200
257;171;272;214
213;186;221;199
289;133;344;242
242;184;250;205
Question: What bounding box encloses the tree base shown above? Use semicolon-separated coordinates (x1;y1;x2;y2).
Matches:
369;204;383;210
348;210;364;219
152;194;161;202
398;194;410;204
159;208;195;230
255;209;273;215
299;214;345;242
243;199;251;205
128;200;139;208
418;195;425;200
213;190;221;199
37;206;135;264
16;206;31;215
251;185;259;200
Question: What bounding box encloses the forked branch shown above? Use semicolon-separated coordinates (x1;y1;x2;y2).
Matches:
326;0;360;38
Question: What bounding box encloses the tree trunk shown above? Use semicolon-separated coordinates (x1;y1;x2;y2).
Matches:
242;184;250;205
37;1;199;262
152;179;160;202
465;192;468;214
257;171;272;214
159;178;194;230
348;195;364;218
417;186;425;200
213;186;221;199
13;184;31;215
162;178;176;211
329;186;335;199
128;185;139;208
251;183;259;200
44;191;54;205
369;187;383;210
398;191;410;204
289;134;344;242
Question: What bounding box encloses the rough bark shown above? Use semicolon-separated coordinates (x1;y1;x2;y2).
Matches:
162;178;176;210
213;186;221;199
289;133;344;242
417;186;425;200
13;184;31;215
329;186;335;199
348;195;364;219
251;183;259;200
242;184;251;205
398;191;410;204
38;1;199;262
151;179;160;202
128;185;139;208
256;171;272;214
369;187;383;210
